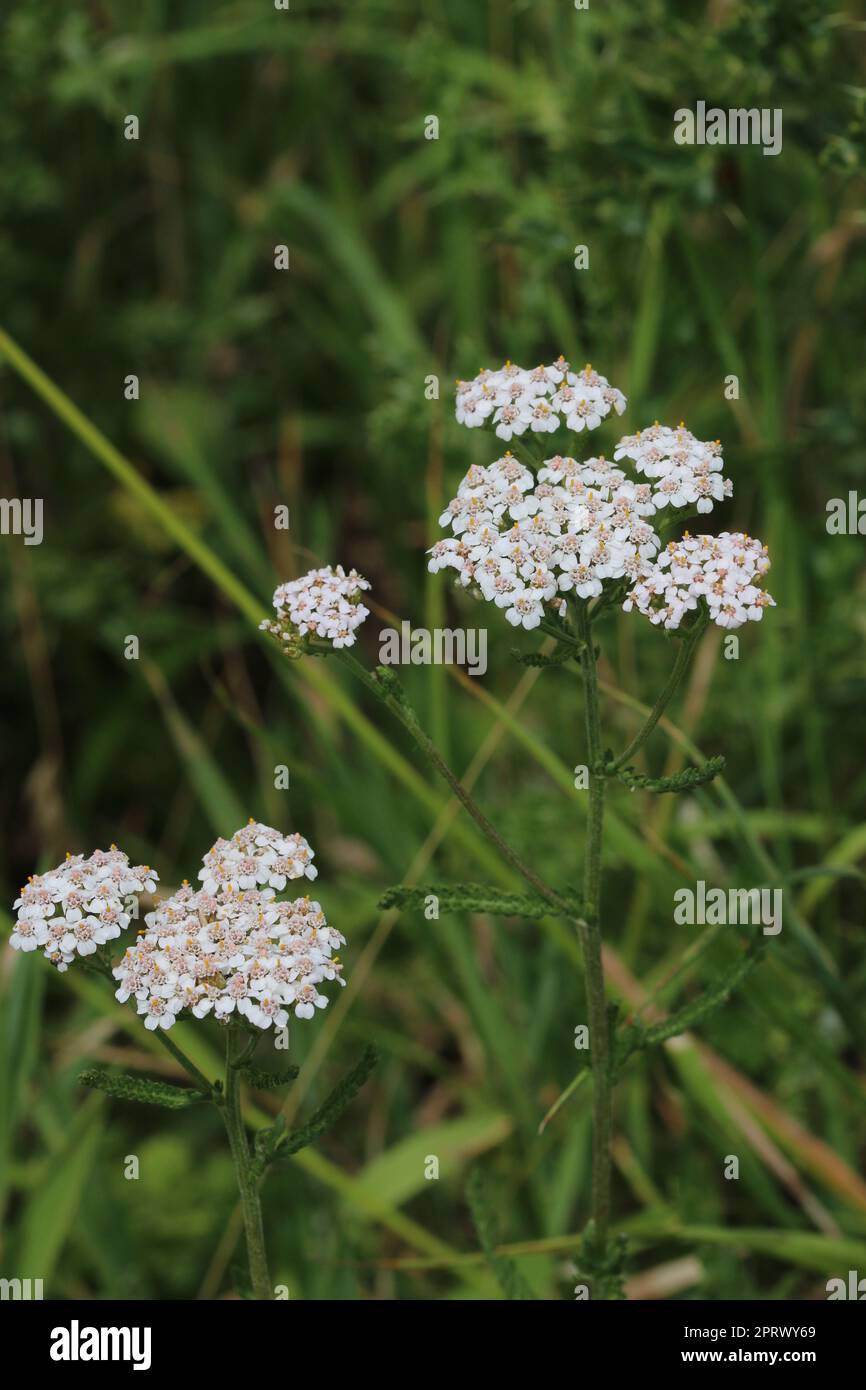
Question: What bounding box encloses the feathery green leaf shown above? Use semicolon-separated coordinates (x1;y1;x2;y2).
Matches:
241;1064;300;1091
379;882;583;919
253;1047;379;1175
608;755;726;794
467;1168;534;1299
613;943;765;1077
79;1068;213;1109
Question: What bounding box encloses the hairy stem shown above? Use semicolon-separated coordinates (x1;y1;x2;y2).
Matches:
612;612;707;770
575;601;612;1262
338;634;613;1277
537;617;586;653
223;1030;271;1299
336;649;580;918
152;1028;215;1095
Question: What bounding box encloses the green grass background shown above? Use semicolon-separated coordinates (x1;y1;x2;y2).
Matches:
1;0;865;1300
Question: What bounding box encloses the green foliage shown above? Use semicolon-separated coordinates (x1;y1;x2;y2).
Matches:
79;1067;212;1109
613;944;767;1079
379;882;583;919
511;645;575;670
575;1226;629;1302
466;1168;534;1300
608;756;726;795
0;0;863;1302
252;1047;379;1177
252;1114;288;1174
240;1064;300;1091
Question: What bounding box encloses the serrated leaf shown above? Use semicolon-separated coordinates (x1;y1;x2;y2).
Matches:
253;1047;378;1175
609;755;725;794
467;1168;534;1299
379;882;583;919
613;943;765;1077
241;1064;300;1090
511;645;574;669
79;1067;212;1108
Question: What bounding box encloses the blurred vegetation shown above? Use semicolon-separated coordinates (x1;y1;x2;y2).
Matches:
1;0;866;1300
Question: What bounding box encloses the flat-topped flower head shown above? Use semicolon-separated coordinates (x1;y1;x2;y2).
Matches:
613;423;732;516
261;564;370;651
623;531;774;630
437;383;765;641
198;820;318;894
454;359;627;438
10;847;158;971
113;885;345;1032
429;454;661;629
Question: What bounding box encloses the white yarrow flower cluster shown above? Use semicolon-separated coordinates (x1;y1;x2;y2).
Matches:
428;452;661;628
455;358;626;438
10;848;158;970
623;532;774;630
613;423;732;515
111;823;345;1032
198;821;318;893
261;564;370;649
434;356;774;637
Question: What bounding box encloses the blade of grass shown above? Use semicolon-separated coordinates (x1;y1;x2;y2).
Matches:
18;1094;104;1282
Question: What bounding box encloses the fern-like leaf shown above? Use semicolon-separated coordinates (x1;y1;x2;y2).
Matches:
379;882;583;919
241;1064;300;1091
467;1168;534;1299
252;1046;379;1175
613;942;764;1077
608;755;725;794
511;645;574;669
79;1067;212;1108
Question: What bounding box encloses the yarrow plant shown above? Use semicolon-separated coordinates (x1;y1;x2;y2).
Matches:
114;824;342;1034
10;821;373;1300
623;530;773;630
12;847;157;969
428;450;662;626
455;357;626;436
261;353;776;1298
260;564;370;652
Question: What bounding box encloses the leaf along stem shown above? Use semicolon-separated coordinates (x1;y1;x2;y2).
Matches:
335;650;585;924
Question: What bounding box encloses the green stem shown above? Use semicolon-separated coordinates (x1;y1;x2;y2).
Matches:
575;601;612;1264
611;612;707;770
586;579;628;625
338;635;612;1275
538;617;586;653
92;948;216;1095
335;649;578;919
152;1028;215;1095
223;1030;272;1299
230;1034;260;1071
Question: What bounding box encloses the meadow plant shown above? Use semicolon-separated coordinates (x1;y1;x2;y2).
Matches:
10;822;374;1300
261;357;775;1297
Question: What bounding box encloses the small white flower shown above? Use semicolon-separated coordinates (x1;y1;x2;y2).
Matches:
453;359;627;437
262;564;370;650
10;848;157;970
613;423;732;517
623;532;774;630
110;826;345;1033
430;454;660;628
